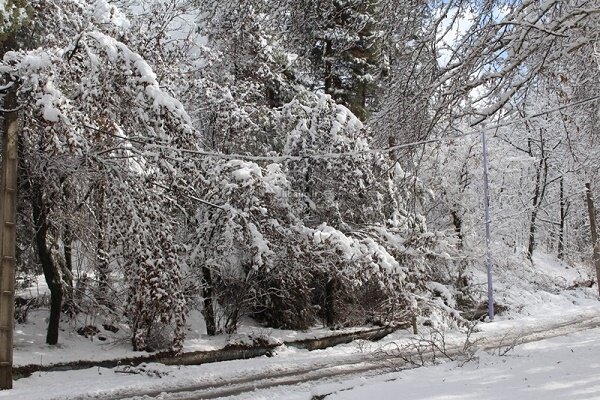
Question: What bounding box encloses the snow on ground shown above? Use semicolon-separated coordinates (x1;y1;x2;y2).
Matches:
16;274;49;298
467;251;597;322
4;252;600;400
304;327;600;400
3;337;373;400
12;306;373;367
6;305;600;400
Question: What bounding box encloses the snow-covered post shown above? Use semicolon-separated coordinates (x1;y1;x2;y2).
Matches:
0;82;18;389
482;129;494;321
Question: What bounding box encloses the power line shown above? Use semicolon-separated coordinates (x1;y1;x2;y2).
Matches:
140;94;600;163
149;138;443;162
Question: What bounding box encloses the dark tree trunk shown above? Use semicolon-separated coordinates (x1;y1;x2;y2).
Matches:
202;265;217;336
96;186;110;307
527;136;548;259
324;277;336;328
557;176;565;260
61;179;74;315
62;222;75;316
451;210;463;249
31;182;62;345
323;39;333;97
585;182;600;296
586;183;597;244
527;191;540;258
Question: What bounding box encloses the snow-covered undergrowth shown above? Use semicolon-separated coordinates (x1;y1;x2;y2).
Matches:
11;251;599;369
475;251;597;320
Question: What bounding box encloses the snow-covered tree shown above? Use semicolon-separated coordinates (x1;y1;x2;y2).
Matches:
189;159;292;334
193;5;299;156
304;0;386;120
4;0;195;350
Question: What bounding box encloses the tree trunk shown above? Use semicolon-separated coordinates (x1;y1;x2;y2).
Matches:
31;182;62;345
61;180;74;316
585;182;600;296
586;183;597;243
96;186;110;307
451;210;463;249
323;39;332;96
324;277;336;328
202;265;217;336
527;207;538;258
594;242;600;297
62;222;74;316
557;176;565;260
527;136;548;259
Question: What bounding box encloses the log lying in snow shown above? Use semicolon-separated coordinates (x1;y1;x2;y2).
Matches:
287;323;411;351
14;323;409;378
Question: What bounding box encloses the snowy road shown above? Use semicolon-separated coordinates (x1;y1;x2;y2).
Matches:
115;316;600;400
208;318;600;400
312;325;600;400
4;309;600;400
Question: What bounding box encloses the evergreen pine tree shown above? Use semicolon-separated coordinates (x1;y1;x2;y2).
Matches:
310;0;385;121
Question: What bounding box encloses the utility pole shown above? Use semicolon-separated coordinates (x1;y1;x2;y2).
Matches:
482;129;494;321
0;82;18;389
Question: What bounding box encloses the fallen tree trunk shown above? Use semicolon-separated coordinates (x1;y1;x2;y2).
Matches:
14;324;408;378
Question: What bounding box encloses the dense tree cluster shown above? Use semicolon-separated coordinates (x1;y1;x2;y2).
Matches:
2;0;600;352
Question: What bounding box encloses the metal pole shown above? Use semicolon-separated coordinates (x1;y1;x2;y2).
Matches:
482;129;494;321
0;84;18;389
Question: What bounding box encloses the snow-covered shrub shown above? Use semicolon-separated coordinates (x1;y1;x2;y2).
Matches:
251;243;319;330
106;179;187;352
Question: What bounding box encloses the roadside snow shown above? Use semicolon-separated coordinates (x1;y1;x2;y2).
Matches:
311;327;600;400
5;304;600;400
6;312;600;400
